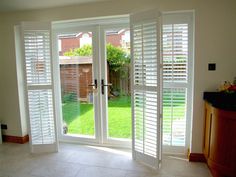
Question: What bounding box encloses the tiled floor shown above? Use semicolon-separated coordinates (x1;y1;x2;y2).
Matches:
0;143;212;177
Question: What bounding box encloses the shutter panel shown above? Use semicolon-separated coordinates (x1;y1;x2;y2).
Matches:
163;24;188;82
22;22;58;153
24;30;52;85
162;13;192;151
131;10;162;169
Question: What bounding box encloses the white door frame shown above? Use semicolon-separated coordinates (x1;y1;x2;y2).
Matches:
52;17;131;147
100;23;131;147
52;25;101;144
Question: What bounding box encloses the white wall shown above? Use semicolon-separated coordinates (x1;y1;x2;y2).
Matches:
0;16;3;126
0;0;236;153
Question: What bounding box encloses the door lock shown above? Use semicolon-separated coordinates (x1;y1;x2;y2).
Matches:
101;79;112;95
88;79;97;89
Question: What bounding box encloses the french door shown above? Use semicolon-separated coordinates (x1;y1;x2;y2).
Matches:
54;26;101;144
100;24;132;146
53;23;133;146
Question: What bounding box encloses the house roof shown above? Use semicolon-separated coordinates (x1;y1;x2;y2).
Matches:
59;56;92;65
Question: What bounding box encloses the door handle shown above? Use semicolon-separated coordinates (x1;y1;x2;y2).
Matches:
88;79;97;89
101;79;112;95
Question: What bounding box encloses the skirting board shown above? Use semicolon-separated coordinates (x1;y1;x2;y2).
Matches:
2;135;29;144
189;153;206;162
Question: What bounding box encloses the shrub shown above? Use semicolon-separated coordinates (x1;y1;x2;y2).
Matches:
62;92;77;103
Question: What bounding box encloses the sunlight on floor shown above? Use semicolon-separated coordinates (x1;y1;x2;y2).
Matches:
87;145;131;157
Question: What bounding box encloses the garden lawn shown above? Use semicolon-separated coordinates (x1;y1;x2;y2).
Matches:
62;96;132;138
62;95;186;139
107;96;131;138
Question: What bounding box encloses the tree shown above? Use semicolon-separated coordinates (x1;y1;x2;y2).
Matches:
106;44;130;73
64;44;92;56
64;44;130;74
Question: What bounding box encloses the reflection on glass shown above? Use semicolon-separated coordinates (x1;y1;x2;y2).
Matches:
58;32;95;137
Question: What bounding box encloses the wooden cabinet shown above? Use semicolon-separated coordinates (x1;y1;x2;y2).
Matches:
203;102;212;159
203;102;236;177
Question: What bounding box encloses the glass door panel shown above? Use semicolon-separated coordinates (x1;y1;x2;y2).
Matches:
104;28;132;141
56;24;132;147
58;31;96;138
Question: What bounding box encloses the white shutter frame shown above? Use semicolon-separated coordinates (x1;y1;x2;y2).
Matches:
21;22;58;153
162;11;194;154
130;9;162;169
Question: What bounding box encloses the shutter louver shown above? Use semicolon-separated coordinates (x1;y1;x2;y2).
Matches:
134;22;157;87
163;24;188;82
163;88;186;146
28;90;55;144
143;91;157;157
134;91;158;157
24;31;52;85
133;22;159;158
134;91;144;152
131;10;161;168
22;22;57;152
162;23;189;148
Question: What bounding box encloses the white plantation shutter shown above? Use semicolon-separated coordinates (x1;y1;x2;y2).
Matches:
22;22;58;153
163;88;187;146
131;10;162;168
163;24;188;82
162;12;193;152
27;90;55;145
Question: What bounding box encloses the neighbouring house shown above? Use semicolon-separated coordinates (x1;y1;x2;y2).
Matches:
59;29;131;101
58;29;130;56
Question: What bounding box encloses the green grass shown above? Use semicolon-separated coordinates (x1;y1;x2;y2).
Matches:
107;96;131;138
62;96;131;138
62;95;186;139
62;102;95;136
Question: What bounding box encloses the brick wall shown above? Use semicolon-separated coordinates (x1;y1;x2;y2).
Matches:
60;32;93;55
59;31;126;55
60;38;80;55
106;34;122;47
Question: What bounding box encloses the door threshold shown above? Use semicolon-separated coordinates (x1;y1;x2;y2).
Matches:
59;139;131;149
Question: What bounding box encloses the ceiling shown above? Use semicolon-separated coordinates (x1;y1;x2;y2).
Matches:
0;0;111;12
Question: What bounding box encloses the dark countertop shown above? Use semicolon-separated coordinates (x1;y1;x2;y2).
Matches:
203;92;236;111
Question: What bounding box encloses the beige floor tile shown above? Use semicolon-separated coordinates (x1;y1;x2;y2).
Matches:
75;166;127;177
0;143;212;177
30;161;83;177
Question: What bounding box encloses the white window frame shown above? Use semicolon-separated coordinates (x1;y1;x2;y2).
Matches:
162;11;194;155
52;16;131;147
